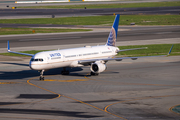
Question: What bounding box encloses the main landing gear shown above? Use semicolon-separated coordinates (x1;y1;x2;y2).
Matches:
39;70;44;80
90;71;99;76
39;68;69;81
61;67;69;75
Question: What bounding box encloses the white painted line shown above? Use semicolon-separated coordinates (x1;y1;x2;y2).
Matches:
16;0;69;3
19;37;81;41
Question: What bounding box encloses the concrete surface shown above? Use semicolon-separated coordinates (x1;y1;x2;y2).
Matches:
0;56;180;120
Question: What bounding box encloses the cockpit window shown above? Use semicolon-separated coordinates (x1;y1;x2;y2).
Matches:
31;58;43;62
39;59;43;61
31;58;34;61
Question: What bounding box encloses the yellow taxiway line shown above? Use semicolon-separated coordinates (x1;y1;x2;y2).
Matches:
104;95;180;113
26;76;127;120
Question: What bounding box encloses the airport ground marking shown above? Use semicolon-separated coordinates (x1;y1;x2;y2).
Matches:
169;104;180;116
0;102;28;107
44;79;87;82
0;82;19;84
0;116;58;120
61;94;127;120
27;76;127;120
84;75;180;87
0;79;60;107
85;73;180;117
27;78;61;100
104;95;180;113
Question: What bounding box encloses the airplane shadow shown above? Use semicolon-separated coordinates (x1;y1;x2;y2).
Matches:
0;67;84;80
16;94;59;99
0;108;102;118
0;62;119;80
73;99;121;103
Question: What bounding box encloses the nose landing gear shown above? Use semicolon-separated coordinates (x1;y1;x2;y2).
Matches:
39;67;70;80
39;70;44;80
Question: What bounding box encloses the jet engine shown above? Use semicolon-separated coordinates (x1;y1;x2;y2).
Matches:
90;62;106;74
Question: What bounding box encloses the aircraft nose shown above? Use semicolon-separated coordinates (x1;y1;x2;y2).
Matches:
29;62;37;70
29;58;37;70
29;61;33;70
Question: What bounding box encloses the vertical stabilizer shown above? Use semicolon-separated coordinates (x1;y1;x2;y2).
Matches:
106;14;120;46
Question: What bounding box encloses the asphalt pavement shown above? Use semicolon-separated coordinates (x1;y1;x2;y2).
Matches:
0;25;179;53
0;56;180;120
0;6;179;19
0;1;180;119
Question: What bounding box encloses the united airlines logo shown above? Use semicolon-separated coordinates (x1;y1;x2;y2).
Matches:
49;53;61;57
106;27;116;46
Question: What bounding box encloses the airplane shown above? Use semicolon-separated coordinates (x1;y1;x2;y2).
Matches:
7;14;173;80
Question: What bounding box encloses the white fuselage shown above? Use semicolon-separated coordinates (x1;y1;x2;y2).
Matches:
29;45;119;70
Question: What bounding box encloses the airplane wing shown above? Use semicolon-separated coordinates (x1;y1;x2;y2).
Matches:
117;47;148;52
78;55;165;64
78;45;173;64
7;41;34;57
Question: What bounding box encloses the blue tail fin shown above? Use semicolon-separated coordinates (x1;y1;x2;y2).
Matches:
106;14;120;46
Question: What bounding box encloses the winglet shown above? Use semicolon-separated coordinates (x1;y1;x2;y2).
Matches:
168;44;173;55
7;41;10;51
106;14;120;46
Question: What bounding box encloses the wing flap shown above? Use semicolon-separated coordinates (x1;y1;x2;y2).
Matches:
117;47;148;52
78;55;166;65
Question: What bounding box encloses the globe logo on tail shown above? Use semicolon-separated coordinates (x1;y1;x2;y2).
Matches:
106;27;116;46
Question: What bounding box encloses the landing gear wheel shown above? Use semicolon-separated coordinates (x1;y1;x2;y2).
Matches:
39;70;45;81
40;76;44;81
90;71;99;76
61;67;69;75
61;71;69;75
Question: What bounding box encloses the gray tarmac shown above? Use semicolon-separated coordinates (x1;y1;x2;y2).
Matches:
0;25;180;119
0;0;179;7
0;56;180;120
0;1;180;119
0;0;179;19
0;6;179;19
0;25;180;53
0;26;180;119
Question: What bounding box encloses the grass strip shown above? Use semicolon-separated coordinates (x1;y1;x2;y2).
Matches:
18;1;180;9
0;28;91;35
1;44;179;57
117;44;180;57
0;15;180;25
